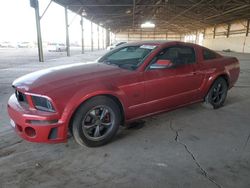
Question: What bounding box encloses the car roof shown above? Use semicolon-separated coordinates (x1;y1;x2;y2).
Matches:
125;40;168;46
123;40;200;48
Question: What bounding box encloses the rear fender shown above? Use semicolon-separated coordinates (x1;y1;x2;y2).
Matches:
202;71;230;98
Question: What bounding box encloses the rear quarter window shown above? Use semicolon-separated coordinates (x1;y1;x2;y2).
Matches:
203;49;218;60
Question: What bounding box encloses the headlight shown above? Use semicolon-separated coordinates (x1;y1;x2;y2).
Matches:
31;96;55;112
15;90;27;103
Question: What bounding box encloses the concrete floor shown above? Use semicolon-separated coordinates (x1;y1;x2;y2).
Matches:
0;47;91;69
0;49;250;188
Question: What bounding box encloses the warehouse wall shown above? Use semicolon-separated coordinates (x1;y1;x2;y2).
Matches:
114;19;250;53
114;29;182;43
203;36;250;53
202;20;250;53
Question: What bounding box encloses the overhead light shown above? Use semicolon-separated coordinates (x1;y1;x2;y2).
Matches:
141;22;155;28
81;9;87;16
99;23;103;26
126;9;132;14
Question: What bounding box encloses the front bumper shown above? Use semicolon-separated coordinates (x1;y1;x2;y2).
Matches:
7;94;67;143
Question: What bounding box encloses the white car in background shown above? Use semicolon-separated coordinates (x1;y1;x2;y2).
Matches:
0;41;16;48
0;41;10;48
18;42;34;48
107;42;126;50
47;43;66;52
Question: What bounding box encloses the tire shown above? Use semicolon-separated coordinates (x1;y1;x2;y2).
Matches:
205;77;228;109
72;96;121;147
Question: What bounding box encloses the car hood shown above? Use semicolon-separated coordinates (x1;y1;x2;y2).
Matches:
13;62;125;94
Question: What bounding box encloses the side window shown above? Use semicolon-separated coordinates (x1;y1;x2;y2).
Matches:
203;49;217;60
155;46;196;65
178;47;196;64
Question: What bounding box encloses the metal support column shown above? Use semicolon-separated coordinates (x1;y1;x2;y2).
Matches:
31;0;44;62
97;25;100;50
102;28;105;49
243;19;250;53
127;29;129;42
91;22;93;51
246;19;250;37
65;6;70;56
213;25;216;39
226;23;231;38
81;16;84;54
106;30;110;48
195;30;198;44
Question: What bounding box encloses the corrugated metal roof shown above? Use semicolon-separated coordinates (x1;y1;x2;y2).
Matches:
53;0;250;34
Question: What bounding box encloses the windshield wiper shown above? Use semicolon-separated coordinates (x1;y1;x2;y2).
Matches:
118;63;137;70
101;61;136;70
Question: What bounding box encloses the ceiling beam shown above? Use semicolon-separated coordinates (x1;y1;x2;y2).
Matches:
64;3;246;7
205;4;250;20
132;0;136;28
166;0;207;24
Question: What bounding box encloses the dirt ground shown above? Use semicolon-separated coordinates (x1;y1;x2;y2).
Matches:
0;49;250;188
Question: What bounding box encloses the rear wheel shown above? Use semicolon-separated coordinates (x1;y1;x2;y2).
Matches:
205;77;228;109
72;96;121;147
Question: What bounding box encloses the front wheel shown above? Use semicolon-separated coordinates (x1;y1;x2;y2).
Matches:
72;96;121;147
205;77;228;109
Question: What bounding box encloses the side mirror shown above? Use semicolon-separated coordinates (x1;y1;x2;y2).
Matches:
150;59;174;69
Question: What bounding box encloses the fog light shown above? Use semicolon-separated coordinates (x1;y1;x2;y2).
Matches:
25;127;36;137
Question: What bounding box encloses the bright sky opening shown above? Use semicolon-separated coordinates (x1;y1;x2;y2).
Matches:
0;0;107;47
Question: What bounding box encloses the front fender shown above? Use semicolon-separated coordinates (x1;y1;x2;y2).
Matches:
59;83;128;132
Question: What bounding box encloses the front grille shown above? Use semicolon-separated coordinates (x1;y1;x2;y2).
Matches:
15;90;27;103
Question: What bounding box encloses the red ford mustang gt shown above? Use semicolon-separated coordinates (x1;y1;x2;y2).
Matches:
8;41;240;147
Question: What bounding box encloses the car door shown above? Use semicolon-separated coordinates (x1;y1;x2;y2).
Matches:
143;45;202;113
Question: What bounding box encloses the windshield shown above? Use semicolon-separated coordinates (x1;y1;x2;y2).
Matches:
98;45;157;70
